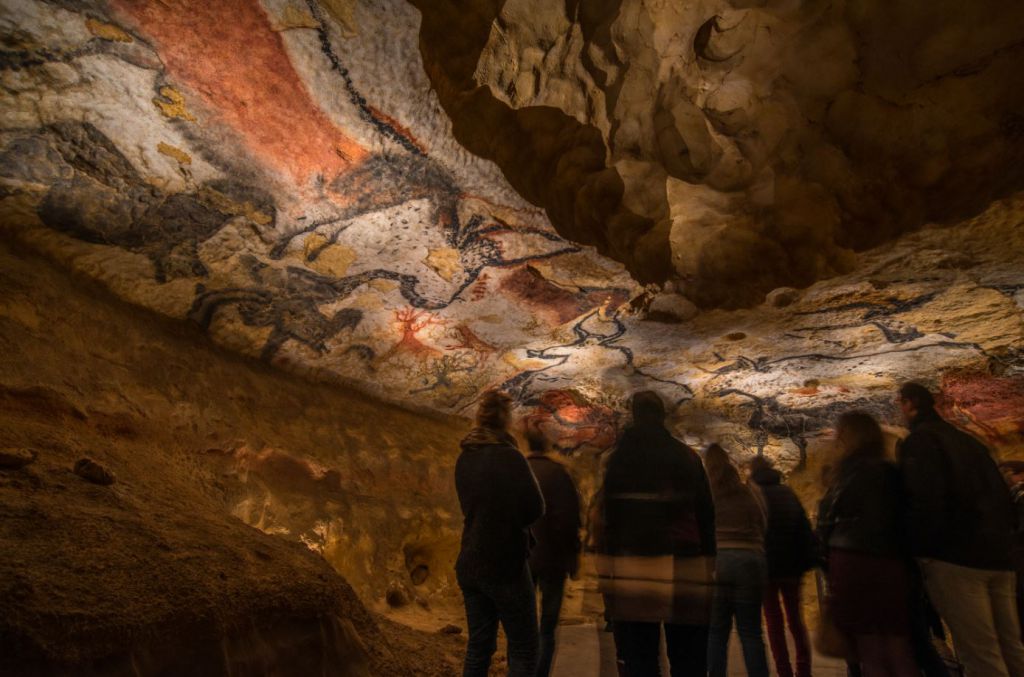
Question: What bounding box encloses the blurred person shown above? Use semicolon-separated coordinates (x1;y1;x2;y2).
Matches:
525;426;582;677
456;390;545;677
705;444;770;677
597;390;716;676
818;411;919;677
749;455;815;677
999;460;1024;642
898;382;1024;677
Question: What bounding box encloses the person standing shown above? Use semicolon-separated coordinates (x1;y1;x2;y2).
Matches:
749;455;815;677
898;382;1024;677
998;460;1024;642
705;444;770;677
455;390;545;677
525;426;582;677
818;411;919;676
598;390;716;677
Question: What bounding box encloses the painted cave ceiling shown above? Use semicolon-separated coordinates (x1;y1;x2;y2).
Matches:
1;0;1023;462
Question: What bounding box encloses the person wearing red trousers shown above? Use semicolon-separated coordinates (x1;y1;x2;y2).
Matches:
749;456;816;677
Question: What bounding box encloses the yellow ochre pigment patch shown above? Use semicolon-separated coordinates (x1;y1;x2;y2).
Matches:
152;86;195;122
85;18;133;43
156;142;191;165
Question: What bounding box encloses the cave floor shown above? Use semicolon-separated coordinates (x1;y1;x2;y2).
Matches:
382;561;850;675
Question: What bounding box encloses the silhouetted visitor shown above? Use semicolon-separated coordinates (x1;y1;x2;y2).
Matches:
597;390;716;676
455;390;545;677
705;444;770;677
897;382;1024;677
999;460;1024;642
525;426;581;677
817;411;919;676
748;455;815;677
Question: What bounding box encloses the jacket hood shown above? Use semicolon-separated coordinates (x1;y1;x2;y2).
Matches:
750;464;782;486
461;426;517;449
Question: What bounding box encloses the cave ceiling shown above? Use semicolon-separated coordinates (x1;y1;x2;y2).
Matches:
1;0;1023;463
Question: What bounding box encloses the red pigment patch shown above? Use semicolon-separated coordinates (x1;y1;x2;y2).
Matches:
939;371;1024;446
112;0;367;184
378;308;443;362
499;266;629;325
524;390;619;453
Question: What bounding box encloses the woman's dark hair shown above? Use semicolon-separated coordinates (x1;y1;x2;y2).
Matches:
631;390;666;427
836;410;885;461
705;443;746;496
475;389;512;430
899;382;935;412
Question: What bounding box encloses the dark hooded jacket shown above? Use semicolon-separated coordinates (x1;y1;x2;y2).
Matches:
898;409;1015;570
527;454;581;579
455;427;545;583
750;464;815;578
601;394;715;559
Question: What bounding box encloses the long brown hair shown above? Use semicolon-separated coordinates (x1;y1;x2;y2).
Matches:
475;389;512;431
704;443;746;496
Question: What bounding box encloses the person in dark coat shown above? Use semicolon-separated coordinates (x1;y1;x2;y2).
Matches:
525;426;581;677
597;390;716;677
817;411;919;677
748;456;815;677
897;382;1024;677
998;460;1024;643
455;389;545;677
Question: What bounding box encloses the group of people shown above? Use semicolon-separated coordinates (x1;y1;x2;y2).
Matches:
453;383;1024;677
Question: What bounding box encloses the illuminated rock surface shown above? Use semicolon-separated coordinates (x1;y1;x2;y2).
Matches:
1;0;1023;672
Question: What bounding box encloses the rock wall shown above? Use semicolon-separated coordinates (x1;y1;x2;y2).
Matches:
0;239;470;638
464;0;1024;307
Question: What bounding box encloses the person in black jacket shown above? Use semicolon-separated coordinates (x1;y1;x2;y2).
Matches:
998;460;1024;643
525;426;581;677
817;411;919;677
597;390;716;677
455;390;545;677
897;382;1024;677
749;456;815;677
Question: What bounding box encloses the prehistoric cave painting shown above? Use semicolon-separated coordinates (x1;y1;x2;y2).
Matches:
939;371;1024;445
499;306;694;408
378;308;445;363
188;260;362;361
499;265;632;325
111;0;367;183
714;388;892;465
1;122;276;283
270;151;462;260
523;390;620;455
444;323;497;363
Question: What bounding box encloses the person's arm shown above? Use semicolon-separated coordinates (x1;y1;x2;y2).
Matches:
695;458;717;556
559;467;583;576
749;482;768;538
503;447;545;526
899;432;947;557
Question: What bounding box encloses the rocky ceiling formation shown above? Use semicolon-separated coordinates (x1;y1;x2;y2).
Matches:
1;0;1023;468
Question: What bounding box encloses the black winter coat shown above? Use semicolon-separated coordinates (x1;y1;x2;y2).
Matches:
817;455;905;558
455;428;545;583
750;465;815;578
527;454;582;580
898;410;1015;571
601;423;716;558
